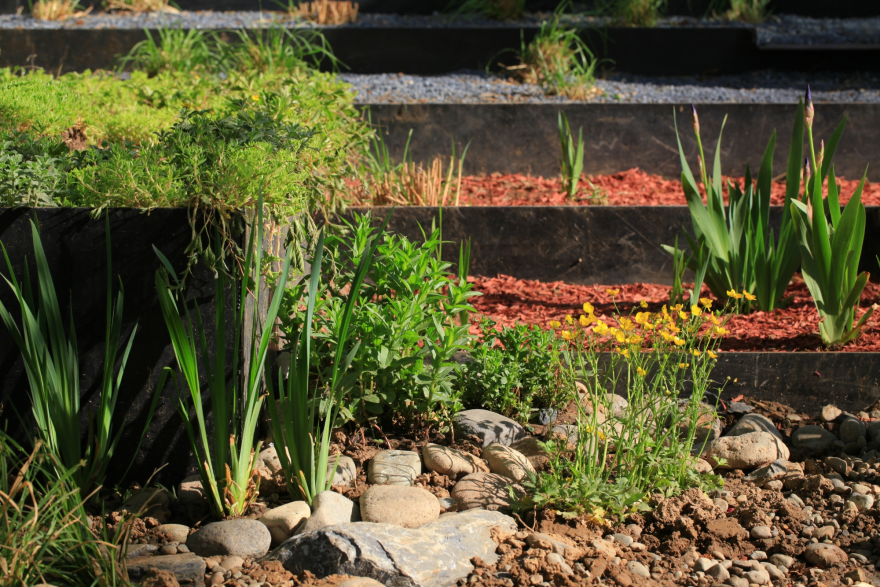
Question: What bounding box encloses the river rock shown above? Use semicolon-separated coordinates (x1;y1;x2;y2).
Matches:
422;444;488;477
339;579;385;587
368;450;421;486
509;437;550;470
258;446;282;474
793;425;838;452
840;417;867;445
848;492;874;512
359;485;440;528
804;543;848;566
483;443;535;482
821;405;842;422
298;491;361;534
704;431;785;469
327;455;358;486
259;501;311;544
451;472;525;511
157;524;190;544
187;519;271;558
727;413;783;440
270;509;517;587
128;553;206;586
453;409;527;447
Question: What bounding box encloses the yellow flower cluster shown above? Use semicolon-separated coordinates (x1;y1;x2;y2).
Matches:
726;289;756;301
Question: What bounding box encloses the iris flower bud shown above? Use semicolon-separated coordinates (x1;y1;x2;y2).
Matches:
803;157;811;185
805;86;814;129
817;139;825;171
691;104;700;135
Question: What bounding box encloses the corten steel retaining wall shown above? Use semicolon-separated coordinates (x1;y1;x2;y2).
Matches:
4;26;878;75
0;208;235;485
364;103;880;181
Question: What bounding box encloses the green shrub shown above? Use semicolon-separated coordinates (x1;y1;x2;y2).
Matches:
279;212;477;428
456;318;568;423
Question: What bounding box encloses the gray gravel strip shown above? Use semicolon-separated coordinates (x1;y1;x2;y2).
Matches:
340;70;880;104
0;11;877;47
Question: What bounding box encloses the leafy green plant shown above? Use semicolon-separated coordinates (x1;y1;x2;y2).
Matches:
725;0;770;23
268;221;383;504
456;318;569;423
229;26;341;74
663;103;811;313
503;10;600;99
516;300;726;518
118;28;217;76
0;216;158;497
0;433;135;587
445;0;525;20
280;213;477;428
598;0;666;26
154;202;293;518
790;89;872;347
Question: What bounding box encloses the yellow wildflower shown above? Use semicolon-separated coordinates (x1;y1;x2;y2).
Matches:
709;314;721;325
679;311;689;320
637;367;647;376
549;320;561;329
606;289;620;297
666;323;681;334
743;291;756;301
626;335;643;345
616;348;630;358
579;314;594;327
562;330;574;341
565;315;574;325
662;305;670;317
615;331;626;343
640;300;648;308
594;321;609;335
691;305;703;317
707;350;718;359
643;323;655;330
713;326;729;336
700;297;713;308
659;331;674;342
251;94;260;101
583;302;594;314
672;304;683;312
679;362;690;369
635;312;652;325
691;349;702;356
673;337;686;346
619;317;635;331
727;289;743;300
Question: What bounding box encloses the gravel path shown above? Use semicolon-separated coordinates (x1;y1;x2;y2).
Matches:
1;10;878;47
340;70;880;104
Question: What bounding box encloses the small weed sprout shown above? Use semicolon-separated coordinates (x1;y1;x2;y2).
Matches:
598;0;665;26
504;14;601;100
290;0;359;25
29;0;90;21
446;0;525;20
517;297;730;518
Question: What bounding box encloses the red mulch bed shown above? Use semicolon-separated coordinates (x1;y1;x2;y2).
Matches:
458;168;880;206
468;273;880;352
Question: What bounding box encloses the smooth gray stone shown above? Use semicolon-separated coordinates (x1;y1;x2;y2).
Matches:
187;519;271;558
270;509;517;587
453;409;526;447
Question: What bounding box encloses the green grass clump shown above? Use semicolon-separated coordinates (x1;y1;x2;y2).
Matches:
598;0;666;26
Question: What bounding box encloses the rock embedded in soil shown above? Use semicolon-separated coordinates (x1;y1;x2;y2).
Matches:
804;542;849;566
368;449;422;486
821;404;842;422
704;431;786;469
508;437;550;470
451;472;524;512
157;524;190;544
359;485;440;528
328;455;358;486
270;509;517;587
840;416;867;444
727;413;783;440
339;579;385;587
847;492;874;512
453;409;526;447
257;446;282;474
422;443;488;477
128;553;206;587
483;443;535;482
123;488;171;522
299;491;361;535
187;519;271;558
259;501;311;544
793;425;839;452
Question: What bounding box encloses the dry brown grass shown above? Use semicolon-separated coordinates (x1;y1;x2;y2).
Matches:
31;0;91;21
367;155;466;207
104;0;178;13
293;0;358;25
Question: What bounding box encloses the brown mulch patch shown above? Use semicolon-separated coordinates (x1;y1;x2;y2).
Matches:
468;273;880;352
458;169;880;207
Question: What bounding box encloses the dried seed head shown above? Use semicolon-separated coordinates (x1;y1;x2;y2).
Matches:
691;104;700;135
805;85;815;129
